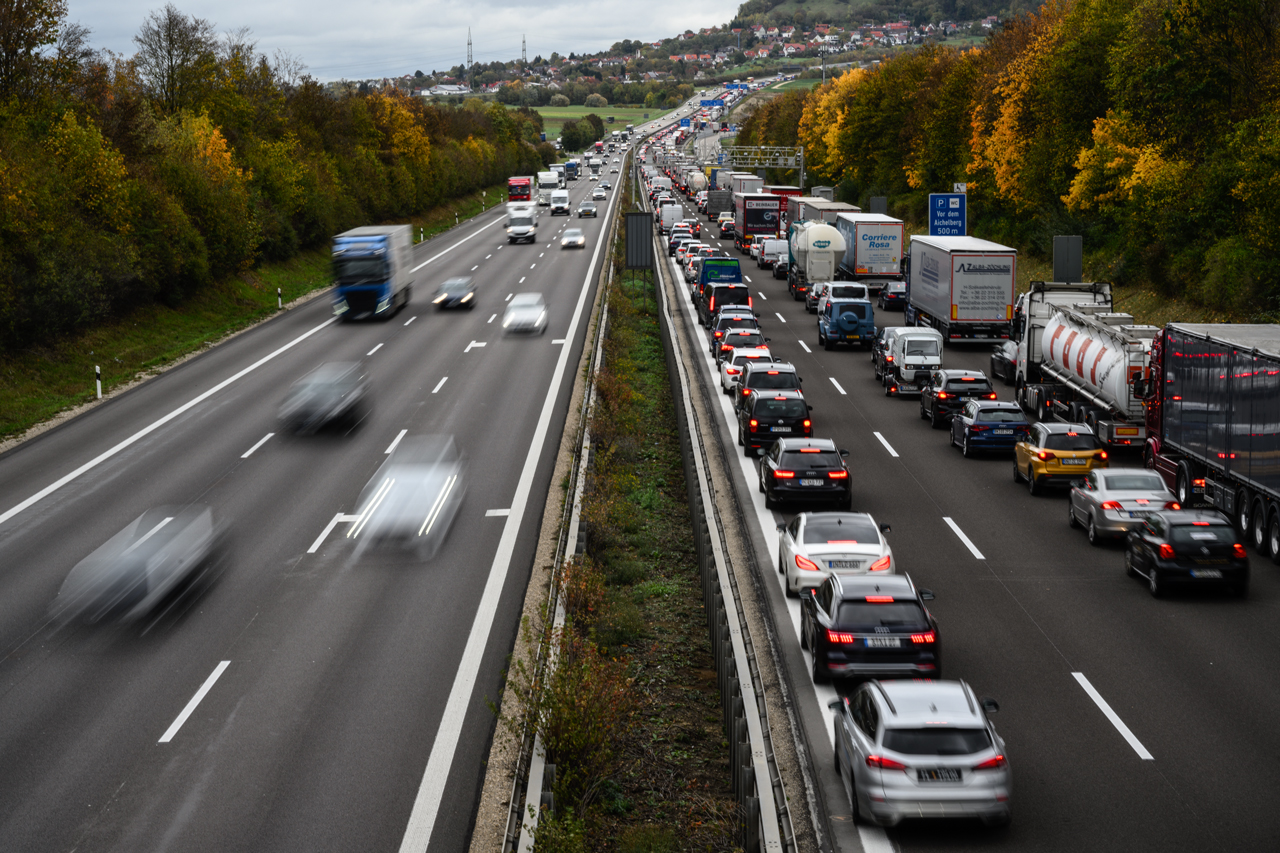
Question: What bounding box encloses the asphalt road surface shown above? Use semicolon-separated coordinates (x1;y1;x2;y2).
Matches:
654;182;1280;853
0;172;620;853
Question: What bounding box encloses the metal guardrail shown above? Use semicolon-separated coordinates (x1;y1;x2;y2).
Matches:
640;157;796;852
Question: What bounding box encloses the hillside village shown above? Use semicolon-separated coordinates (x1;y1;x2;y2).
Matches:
333;14;1001;101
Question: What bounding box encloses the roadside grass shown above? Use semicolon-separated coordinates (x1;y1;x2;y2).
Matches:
0;182;508;442
531;105;669;139
512;164;739;850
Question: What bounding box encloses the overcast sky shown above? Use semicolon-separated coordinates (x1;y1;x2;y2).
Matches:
71;0;746;81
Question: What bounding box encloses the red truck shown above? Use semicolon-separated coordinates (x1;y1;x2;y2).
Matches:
732;192;784;253
507;176;532;203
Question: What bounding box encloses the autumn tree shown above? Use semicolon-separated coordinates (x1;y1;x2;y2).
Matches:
133;3;216;113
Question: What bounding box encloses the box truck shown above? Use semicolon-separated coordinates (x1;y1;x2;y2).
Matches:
906;235;1016;341
331;225;414;320
834;213;906;292
733;192;784;253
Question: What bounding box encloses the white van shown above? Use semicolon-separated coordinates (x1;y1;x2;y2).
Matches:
885;328;944;396
550;189;571;216
660;204;682;235
758;238;787;269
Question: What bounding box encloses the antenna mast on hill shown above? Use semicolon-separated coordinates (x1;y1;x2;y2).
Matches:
467;28;473;71
522;35;527;66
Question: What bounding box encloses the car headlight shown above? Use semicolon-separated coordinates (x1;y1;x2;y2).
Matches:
433;293;448;304
503;315;512;327
460;292;472;302
376;298;390;313
333;298;348;314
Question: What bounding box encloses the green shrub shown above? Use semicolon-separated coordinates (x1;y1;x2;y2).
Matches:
617;825;678;853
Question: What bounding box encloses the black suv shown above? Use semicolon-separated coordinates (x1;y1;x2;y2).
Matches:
738;390;812;456
709;313;762;356
920;369;997;428
698;282;752;327
800;573;938;683
758;438;851;510
735;361;801;410
1125;509;1250;597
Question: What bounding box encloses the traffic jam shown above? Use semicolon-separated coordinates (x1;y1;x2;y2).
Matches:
637;107;1276;840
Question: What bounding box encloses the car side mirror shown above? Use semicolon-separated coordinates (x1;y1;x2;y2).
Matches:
776;522;786;532
919;588;935;600
765;337;771;342
839;449;850;457
807;405;814;412
879;523;891;534
828;699;845;712
981;698;1000;714
1071;479;1085;489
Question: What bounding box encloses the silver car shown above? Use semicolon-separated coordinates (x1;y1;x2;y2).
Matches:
348;435;466;561
502;293;548;334
1068;468;1179;545
832;680;1010;828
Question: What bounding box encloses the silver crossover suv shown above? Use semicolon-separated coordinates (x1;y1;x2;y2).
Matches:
832;679;1010;827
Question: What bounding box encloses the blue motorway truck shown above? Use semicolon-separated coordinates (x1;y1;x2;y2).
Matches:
331;225;414;321
565;160;580;181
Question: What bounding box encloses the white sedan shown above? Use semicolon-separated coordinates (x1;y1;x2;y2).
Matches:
777;512;894;598
592;187;606;200
720;347;774;395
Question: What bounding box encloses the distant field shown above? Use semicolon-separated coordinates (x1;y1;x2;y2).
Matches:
769;78;820;92
530;105;675;142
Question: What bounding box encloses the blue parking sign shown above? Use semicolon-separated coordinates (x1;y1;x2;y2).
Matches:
928;193;967;236
679;118;691;128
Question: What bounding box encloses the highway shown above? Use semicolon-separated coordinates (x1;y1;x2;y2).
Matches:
0;169;621;852
653;176;1280;852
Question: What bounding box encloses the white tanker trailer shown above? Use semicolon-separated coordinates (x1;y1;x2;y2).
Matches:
1022;304;1159;447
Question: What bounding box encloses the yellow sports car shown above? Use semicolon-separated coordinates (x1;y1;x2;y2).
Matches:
1014;422;1108;495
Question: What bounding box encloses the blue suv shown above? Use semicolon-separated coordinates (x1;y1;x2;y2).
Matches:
818;299;876;351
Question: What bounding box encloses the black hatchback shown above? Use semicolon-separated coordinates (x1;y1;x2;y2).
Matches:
800;573;938;683
738;390;812;456
920;369;997;428
758;438;851;510
1125;510;1249;597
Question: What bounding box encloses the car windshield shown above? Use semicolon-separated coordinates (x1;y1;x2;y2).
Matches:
754;398;807;418
440;278;471;293
975;408;1024;423
1105;475;1166;491
510;216;533;227
779;449;841;469
750;371;797;388
887;282;907;293
334;256;388;284
728;333;765;347
830;285;868;299
718;317;758;331
803;515;879;545
564;230;583;239
903;339;940;357
1170;524;1234;544
882;728;991;756
733;354;770;367
580;203;595;210
945;379;993;393
835;601;929;631
510;294;543;308
1043;432;1101;451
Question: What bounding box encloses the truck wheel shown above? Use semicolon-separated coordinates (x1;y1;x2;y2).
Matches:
1253;501;1269;554
1175;462;1195;506
1269;512;1280;566
1236;490;1252;539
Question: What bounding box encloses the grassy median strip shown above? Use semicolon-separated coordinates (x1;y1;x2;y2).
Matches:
0;183;507;443
503;177;739;851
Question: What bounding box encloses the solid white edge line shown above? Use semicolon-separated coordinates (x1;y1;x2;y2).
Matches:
1072;672;1154;760
431;377;448;394
410;217;501;273
397;164;620;853
158;660;230;743
240;432;275;459
385;429;408;455
485;508;511;517
798;340;811;353
829;377;847;395
872;431;900;458
0;318;336;531
367;343;384;356
942;516;986;559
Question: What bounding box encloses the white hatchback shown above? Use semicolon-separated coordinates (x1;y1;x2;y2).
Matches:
720;347;774;394
777;512;894;597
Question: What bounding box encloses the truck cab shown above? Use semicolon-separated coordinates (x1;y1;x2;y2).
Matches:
505;203;538;243
884;329;944;396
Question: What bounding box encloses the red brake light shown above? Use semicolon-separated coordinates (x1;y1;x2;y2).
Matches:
714;330;724;338
885;355;894;362
796;554;821;572
1192;521;1210;526
1165;501;1181;510
767;370;780;375
749;419;758;428
1233;543;1248;559
1101;501;1122;510
973;755;1007;770
1158;543;1176;560
866;755;908;771
803;419;811;428
799;448;822;453
828;470;848;479
826;629;857;644
937;391;949;400
987;393;998;400
1099;450;1108;460
774;470;795;478
869;555;891;572
865;595;895;603
709;297;715;310
1037;450;1055;460
910;631;936;644
726;367;740;375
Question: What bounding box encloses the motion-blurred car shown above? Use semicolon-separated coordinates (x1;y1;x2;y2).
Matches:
1125;509;1248;597
832;679;1010;827
777;511;892;597
278;362;371;434
1014;422;1108;495
503;292;549;334
948;401;1030;457
560;228;587;249
801;573;938;682
577;201;598;218
52;505;223;623
1069;469;1179;545
989;340;1017;385
433;276;477;310
349;436;465;561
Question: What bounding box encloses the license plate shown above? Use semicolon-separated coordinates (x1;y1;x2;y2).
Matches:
1129;511;1151;518
1194;558;1227;566
993;429;1013;435
771;426;792;433
918;768;962;783
846;335;860;340
1062;458;1087;465
865;637;901;648
829;560;861;569
1191;569;1223;578
800;479;824;486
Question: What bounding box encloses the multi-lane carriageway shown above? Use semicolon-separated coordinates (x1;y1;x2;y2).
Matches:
653;156;1280;852
0;174;621;852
